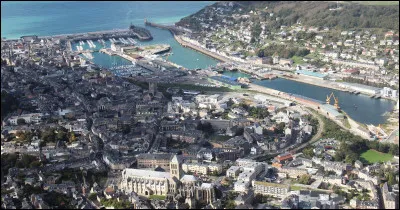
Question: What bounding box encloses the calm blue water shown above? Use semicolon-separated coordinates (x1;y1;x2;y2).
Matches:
223;71;395;125
1;1;219;69
1;1;395;125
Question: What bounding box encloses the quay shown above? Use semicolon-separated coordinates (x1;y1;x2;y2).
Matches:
38;29;131;40
144;20;231;63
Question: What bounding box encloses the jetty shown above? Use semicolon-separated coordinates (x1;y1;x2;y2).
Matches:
144;19;231;63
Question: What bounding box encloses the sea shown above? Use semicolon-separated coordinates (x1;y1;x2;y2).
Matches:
1;1;219;69
1;1;395;125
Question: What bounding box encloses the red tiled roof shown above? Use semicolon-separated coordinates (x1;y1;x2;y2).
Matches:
276;154;293;161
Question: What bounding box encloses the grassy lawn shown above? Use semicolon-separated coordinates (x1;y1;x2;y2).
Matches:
149;195;166;200
291;56;305;65
305;52;319;60
342;118;351;129
360;149;393;164
290;185;303;191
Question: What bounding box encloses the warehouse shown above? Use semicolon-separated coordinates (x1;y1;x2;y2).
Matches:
338;82;382;95
295;70;328;80
208;76;242;89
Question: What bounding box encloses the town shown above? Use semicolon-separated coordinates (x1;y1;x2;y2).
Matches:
1;1;399;209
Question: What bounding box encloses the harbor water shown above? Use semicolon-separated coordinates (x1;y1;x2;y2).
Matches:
1;1;395;125
1;1;219;69
223;71;395;125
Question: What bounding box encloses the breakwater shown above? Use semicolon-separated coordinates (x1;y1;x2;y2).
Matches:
144;20;230;63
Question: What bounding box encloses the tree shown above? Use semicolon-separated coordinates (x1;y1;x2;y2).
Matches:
56;130;67;142
69;132;76;143
29;160;41;168
227;98;235;108
299;174;312;185
197;122;214;136
302;147;315;158
345;152;358;164
378;143;390;153
389;144;399;156
225;200;236;209
275;122;286;134
387;173;395;185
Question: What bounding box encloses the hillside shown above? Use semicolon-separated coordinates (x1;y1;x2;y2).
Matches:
176;1;399;32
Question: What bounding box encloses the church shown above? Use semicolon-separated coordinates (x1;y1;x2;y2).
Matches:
120;155;216;207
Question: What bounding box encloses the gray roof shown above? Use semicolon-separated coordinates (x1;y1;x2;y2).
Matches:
123;168;170;179
136;153;173;160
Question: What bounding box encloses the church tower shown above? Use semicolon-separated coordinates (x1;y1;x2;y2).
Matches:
170;155;182;179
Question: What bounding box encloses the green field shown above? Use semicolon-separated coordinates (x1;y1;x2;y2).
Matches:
290;185;303;191
291;56;305;65
360;149;393;164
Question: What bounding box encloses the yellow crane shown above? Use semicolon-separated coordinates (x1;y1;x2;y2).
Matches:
326;92;340;111
326;92;334;104
333;95;340;111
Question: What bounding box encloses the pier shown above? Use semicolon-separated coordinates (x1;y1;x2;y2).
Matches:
33;25;153;44
144;20;231;63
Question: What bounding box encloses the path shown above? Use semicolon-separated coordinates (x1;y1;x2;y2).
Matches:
289;106;324;154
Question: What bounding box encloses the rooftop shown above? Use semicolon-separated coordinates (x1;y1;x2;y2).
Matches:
321;104;344;118
296;70;327;78
123;168;170;179
340;82;382;92
209;76;241;86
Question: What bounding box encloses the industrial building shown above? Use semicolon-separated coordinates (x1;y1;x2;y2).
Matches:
254;94;293;106
208;76;242;89
295;70;328;80
338;82;382;95
320;104;344;119
380;87;398;99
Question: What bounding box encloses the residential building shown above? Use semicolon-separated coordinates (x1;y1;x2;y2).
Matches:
252;181;290;198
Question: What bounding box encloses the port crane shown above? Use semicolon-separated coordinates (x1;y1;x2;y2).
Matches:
326;92;341;111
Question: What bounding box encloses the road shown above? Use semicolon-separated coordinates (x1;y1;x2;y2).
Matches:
383;128;399;144
250;106;325;161
289;106;324;154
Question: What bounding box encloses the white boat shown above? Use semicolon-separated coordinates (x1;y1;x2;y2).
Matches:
127;37;135;44
91;40;96;48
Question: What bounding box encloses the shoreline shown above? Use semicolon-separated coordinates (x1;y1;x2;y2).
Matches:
277;75;397;102
228;66;397;102
229;66;397;102
172;33;230;63
169;29;397;102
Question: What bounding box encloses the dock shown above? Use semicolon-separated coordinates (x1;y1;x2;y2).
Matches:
144;20;231;63
369;94;382;99
29;24;153;45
